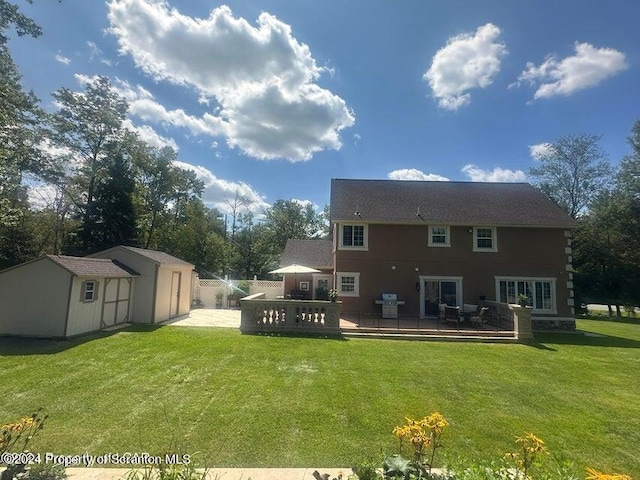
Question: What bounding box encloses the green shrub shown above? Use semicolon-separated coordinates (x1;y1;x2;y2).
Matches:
25;463;67;480
352;461;383;480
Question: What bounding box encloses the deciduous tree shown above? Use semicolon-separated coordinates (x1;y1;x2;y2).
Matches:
529;134;611;218
50;76;128;252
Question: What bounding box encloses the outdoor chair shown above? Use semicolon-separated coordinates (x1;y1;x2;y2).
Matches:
470;307;490;325
438;303;447;320
290;289;307;300
444;306;462;327
462;303;478;314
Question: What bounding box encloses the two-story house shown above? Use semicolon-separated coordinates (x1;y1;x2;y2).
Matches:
330;179;578;327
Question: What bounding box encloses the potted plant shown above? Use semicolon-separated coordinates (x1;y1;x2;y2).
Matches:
315;287;329;301
517;294;530;308
215;293;223;309
328;288;338;302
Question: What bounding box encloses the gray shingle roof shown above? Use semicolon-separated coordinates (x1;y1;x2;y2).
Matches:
330;179;578;228
47;255;138;277
116;246;194;266
281;239;333;269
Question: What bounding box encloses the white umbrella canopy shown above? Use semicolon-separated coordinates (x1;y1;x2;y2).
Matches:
270;264;321;297
269;264;321;274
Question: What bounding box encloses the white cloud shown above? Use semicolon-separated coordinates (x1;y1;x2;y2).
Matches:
87;41;101;58
529;143;553;160
424;23;507;111
173;160;269;215
388;168;450;181
461;164;526;182
55;53;70;65
26;181;60;211
73;76;180;151
291;198;317;210
74;72;97;87
107;1;354;161
86;41;112;66
123;119;179;151
514;42;627;99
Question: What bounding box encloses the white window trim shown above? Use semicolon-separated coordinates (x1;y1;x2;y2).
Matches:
428;225;450;247
473;226;498;252
82;280;98;303
338;223;368;251
495;277;557;315
337;272;360;297
299;281;310;291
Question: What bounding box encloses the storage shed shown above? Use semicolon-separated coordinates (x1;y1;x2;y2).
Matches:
0;255;137;338
90;246;194;323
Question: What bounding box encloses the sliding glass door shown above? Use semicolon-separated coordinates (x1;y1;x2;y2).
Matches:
420;276;463;317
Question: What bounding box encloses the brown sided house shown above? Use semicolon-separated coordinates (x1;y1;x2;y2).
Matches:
280;239;333;300
330;179;578;327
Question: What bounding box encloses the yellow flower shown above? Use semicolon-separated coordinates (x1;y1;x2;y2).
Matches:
585;468;632;480
515;432;548;455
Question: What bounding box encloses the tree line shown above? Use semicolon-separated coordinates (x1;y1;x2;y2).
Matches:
529;131;640;314
0;1;328;277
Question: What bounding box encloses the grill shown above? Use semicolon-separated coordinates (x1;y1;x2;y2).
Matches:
374;293;406;319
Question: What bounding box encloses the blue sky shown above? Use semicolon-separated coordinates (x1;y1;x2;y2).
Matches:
9;0;640;216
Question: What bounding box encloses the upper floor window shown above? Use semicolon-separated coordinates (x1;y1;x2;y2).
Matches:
428;225;450;247
339;224;368;250
473;227;497;252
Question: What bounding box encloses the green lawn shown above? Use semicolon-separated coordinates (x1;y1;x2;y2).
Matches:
1;319;639;476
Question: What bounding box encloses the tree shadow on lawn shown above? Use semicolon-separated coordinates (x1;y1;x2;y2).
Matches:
0;324;162;356
531;330;640;350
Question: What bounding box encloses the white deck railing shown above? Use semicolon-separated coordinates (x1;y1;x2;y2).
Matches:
240;293;341;335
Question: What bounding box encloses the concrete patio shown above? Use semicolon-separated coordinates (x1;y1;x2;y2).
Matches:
64;467;349;480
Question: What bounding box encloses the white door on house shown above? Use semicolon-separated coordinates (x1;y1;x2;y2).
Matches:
312;274;333;300
170;272;181;317
420;276;463;318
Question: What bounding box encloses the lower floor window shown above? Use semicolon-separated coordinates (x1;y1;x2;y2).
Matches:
337;272;360;297
497;278;555;313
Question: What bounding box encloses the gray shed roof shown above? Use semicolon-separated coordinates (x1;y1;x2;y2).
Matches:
330;179;578;228
94;246;194;267
281;239;333;269
47;255;138;277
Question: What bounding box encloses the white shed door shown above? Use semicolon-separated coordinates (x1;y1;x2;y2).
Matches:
101;278;131;327
170;272;181;317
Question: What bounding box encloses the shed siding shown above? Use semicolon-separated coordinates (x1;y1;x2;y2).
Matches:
91;249;156;323
154;266;192;322
66;277;105;336
0;258;69;337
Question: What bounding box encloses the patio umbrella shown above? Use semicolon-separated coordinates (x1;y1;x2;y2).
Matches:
269;264;321;294
269;264;321;275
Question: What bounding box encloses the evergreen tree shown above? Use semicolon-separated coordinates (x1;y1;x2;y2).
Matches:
87;143;137;252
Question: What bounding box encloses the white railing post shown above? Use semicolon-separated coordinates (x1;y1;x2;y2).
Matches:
240;297;341;335
510;304;534;341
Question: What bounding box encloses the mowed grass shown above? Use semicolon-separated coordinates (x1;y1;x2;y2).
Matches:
1;319;639;475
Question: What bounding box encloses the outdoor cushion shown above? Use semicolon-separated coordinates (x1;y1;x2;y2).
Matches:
462;303;478;313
